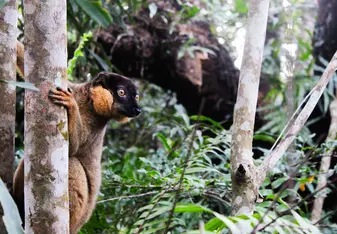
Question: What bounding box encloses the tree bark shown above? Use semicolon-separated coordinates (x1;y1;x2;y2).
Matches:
23;0;69;233
0;1;17;233
311;98;337;223
230;0;270;215
310;0;337;222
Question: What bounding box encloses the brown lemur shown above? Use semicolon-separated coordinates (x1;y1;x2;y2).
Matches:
13;41;141;233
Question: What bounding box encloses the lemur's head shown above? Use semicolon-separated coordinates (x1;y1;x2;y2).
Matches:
90;72;141;123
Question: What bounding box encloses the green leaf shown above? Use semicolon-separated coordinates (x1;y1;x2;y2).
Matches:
0;80;39;91
271;177;287;189
253;134;275;143
146;206;171;220
185;167;220;174
183;231;215;234
213;212;241;234
156;133;171;151
205;218;225;231
174;203;212;213
0;178;24;234
74;0;112;28
67;31;92;80
190;115;223;129
234;0;248;14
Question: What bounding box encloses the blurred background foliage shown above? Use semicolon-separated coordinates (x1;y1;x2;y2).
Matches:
11;0;337;233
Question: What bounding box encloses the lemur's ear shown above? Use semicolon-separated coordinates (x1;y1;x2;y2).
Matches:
90;86;114;117
92;72;109;87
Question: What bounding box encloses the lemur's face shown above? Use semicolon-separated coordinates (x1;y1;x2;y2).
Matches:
90;72;141;123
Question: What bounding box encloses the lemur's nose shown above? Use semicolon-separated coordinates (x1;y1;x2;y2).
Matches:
133;107;141;116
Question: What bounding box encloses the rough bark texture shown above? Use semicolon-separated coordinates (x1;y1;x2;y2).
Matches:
230;0;270;215
96;0;270;130
24;0;69;233
311;0;337;222
0;1;17;233
311;99;337;223
260;52;337;184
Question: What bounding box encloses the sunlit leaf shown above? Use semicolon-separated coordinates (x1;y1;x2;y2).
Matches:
74;0;112;28
0;80;39;91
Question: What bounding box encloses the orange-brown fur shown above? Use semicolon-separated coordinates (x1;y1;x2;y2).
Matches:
16;41;24;80
13;42;139;233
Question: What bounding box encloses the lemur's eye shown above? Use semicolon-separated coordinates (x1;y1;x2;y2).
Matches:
135;95;140;102
117;89;125;97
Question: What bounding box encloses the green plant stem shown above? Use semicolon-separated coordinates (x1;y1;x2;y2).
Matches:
163;98;205;234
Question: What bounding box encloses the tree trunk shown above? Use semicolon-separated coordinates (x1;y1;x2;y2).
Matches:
311;99;337;223
23;0;69;233
311;0;337;222
230;0;270;215
0;1;17;233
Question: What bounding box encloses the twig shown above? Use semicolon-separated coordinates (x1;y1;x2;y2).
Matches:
163;98;206;234
313;210;337;225
258;50;337;186
98;191;162;204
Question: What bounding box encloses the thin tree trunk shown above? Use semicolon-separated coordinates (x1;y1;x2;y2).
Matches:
0;1;18;233
311;99;337;223
259;51;337;184
282;2;297;205
23;0;69;233
230;0;270;215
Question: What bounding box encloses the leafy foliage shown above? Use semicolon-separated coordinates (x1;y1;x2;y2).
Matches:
9;0;337;233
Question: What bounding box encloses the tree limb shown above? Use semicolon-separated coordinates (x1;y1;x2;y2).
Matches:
258;50;337;186
311;98;337;223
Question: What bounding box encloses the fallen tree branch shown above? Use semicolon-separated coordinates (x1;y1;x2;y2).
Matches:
258;50;337;186
311;98;337;223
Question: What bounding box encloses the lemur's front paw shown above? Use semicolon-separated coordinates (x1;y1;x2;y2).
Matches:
48;87;76;111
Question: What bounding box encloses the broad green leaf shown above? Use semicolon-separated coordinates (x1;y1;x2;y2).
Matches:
74;0;112;28
174;203;212;213
213;212;241;234
0;178;24;234
205;217;225;231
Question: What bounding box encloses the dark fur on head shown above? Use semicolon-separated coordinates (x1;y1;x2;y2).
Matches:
90;72;141;123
